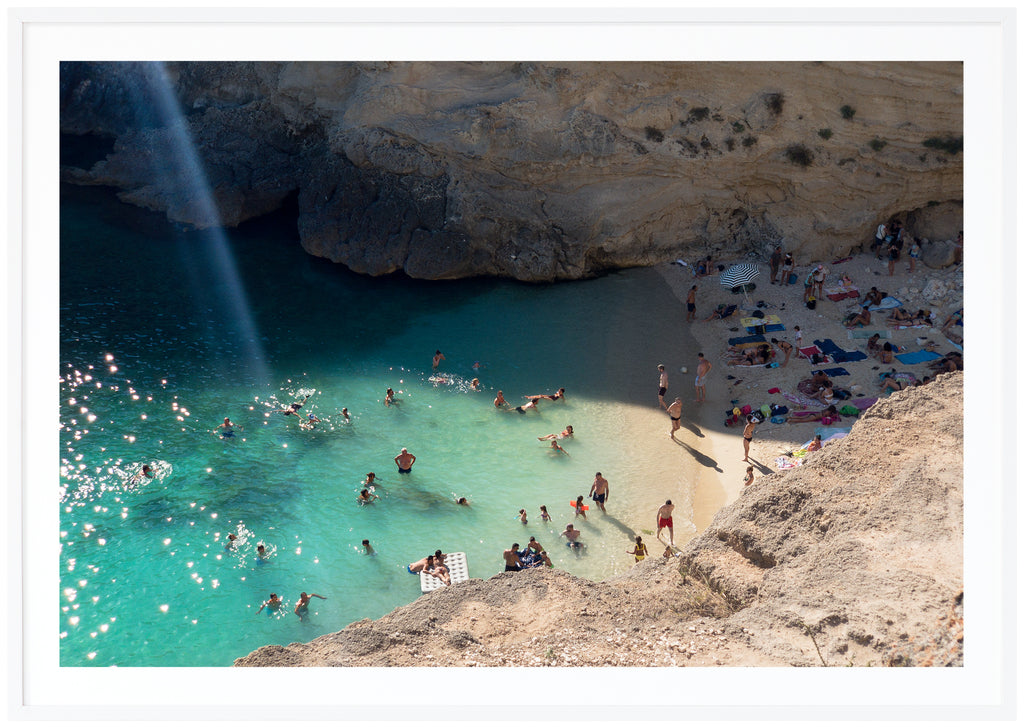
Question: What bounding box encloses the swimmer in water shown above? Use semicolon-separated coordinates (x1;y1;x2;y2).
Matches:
214;417;240;438
294;591;326;619
526;388;566;401
494;390;507;408
358;488;379;504
363;472;379;488
514;397;541;413
432;350;446;369
470;378;481;391
362;539;374;554
548;440;568;455
225;533;238;550
256;592;282;614
455;496;469;506
130;463;154;484
539;505;551;522
518;509;528;524
256;543;270;562
340;407;351;422
300;412;322;430
538;425;574;440
276;394;310;417
385;388;398;407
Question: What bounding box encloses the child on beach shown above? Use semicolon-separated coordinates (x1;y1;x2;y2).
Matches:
743;466;754;487
627;535;648;562
794;326;803;349
574;496;588;520
518;509;528;525
539;505;551;522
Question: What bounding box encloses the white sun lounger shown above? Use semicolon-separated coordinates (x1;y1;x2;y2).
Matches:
420;551;469;592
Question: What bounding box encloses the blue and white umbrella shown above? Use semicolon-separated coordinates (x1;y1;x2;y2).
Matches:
719;262;760;289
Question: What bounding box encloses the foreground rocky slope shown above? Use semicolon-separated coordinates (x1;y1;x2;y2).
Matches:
61;61;962;281
235;372;963;667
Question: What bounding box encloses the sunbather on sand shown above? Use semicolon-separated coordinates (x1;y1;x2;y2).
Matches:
786;405;839;423
703;304;733;321
866;333;882;354
928;352;963;373
844;306;872;328
810;371;832;389
880;375;910;392
770;338;793;367
812;386;838;405
876;341;895;364
940;309;963;334
888;308;930;325
861;287;886;307
728;346;769;366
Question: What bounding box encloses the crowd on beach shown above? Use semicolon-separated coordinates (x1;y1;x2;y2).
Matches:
667;217;963;485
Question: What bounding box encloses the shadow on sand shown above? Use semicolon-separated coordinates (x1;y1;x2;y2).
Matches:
673;438;723;472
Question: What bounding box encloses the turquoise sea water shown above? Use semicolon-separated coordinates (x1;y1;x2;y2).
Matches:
59;184;698;666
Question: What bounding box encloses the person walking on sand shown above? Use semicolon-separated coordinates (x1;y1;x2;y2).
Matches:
742;415;758;462
589;472;609;512
656;500;675;546
769;245;782;284
657;364;668;409
627;535;648;562
394;447;416;474
686;285;697;322
667;397;683;439
694;353;712;402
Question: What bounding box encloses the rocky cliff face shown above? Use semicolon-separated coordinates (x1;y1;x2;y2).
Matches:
234;373;963;668
60;61;963;281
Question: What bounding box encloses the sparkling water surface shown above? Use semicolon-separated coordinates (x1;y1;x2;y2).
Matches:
59;185;697;666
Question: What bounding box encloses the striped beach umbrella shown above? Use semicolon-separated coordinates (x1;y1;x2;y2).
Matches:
719;262;760;290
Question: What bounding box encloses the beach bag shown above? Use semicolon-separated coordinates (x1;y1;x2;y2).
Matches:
806;297;817;310
788;273;797;285
820;415;840;426
771;404;789;416
752;309;765;319
760;404;771;418
770;416;786;424
839;405;860;416
740;405;752;415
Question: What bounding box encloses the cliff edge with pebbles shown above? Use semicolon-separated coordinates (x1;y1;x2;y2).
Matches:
235;371;962;668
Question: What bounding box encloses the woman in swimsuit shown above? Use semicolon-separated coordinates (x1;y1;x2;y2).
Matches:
627;536;648;562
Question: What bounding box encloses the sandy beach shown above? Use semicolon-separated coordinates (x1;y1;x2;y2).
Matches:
656;249;963;537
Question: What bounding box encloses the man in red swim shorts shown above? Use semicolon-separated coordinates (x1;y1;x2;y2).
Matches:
656;500;675;547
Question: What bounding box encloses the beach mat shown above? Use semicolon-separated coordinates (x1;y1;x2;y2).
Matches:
895;349;943;365
814;339;868;363
798;345;822;359
728;334;766;346
868;296;902;312
745;323;786;334
813;427;851;439
852;397;878;410
847;329;890;340
813;367;851;377
739;315;781;328
421;551;469;592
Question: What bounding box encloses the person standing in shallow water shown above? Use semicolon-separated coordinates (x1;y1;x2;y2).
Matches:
589;472;609;512
394;447;416;474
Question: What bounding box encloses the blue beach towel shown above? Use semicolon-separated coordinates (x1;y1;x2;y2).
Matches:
729;334;766;346
813;367;851;377
895;349;943;365
868;296;902;312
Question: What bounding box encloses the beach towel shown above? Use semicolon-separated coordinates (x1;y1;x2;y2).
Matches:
745;323;786;334
798;345;822;359
813;367;851;377
868;296;902;312
850;397;877;410
812;427;850;441
814;339;867;363
728;334;766;346
783;391;829;409
847;329;890;340
890;323;931;330
824;286;859;302
895;349;943;365
739;315;781;328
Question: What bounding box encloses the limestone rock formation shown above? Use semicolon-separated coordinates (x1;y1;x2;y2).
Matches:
234;373;963;668
60;61;963;282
